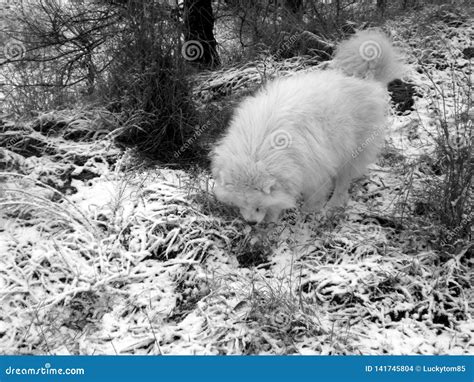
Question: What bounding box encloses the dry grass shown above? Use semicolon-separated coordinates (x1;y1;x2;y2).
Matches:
0;6;472;355
0;157;472;354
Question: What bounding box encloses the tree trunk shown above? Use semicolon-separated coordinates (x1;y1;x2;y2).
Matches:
377;0;386;16
183;0;220;69
285;0;302;14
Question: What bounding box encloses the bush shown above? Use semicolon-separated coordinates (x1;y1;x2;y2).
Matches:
98;2;199;162
1;1;200;162
418;68;472;246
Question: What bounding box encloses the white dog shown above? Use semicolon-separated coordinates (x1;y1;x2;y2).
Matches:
211;30;404;224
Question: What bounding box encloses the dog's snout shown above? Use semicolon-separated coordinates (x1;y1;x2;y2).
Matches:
247;220;258;226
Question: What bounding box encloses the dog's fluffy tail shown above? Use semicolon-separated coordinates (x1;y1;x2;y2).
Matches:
332;30;404;85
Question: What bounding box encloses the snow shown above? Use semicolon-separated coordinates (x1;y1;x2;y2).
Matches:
0;5;472;355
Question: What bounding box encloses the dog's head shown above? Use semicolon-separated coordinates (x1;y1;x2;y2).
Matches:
213;162;296;224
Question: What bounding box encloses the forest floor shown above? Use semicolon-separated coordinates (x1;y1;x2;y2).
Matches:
0;6;472;354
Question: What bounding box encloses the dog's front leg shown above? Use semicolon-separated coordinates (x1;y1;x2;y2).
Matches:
302;180;333;212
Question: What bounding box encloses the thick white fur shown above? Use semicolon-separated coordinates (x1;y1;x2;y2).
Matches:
331;30;405;86
211;30;404;224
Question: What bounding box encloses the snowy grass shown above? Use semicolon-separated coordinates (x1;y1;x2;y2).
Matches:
0;6;472;355
414;67;472;241
1;160;471;354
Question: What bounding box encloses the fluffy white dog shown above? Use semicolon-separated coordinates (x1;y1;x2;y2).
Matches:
211;30;404;224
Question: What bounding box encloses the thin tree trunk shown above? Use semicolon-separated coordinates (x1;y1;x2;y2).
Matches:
183;0;220;69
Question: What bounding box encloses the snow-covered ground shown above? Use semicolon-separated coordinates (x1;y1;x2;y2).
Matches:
0;7;472;355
